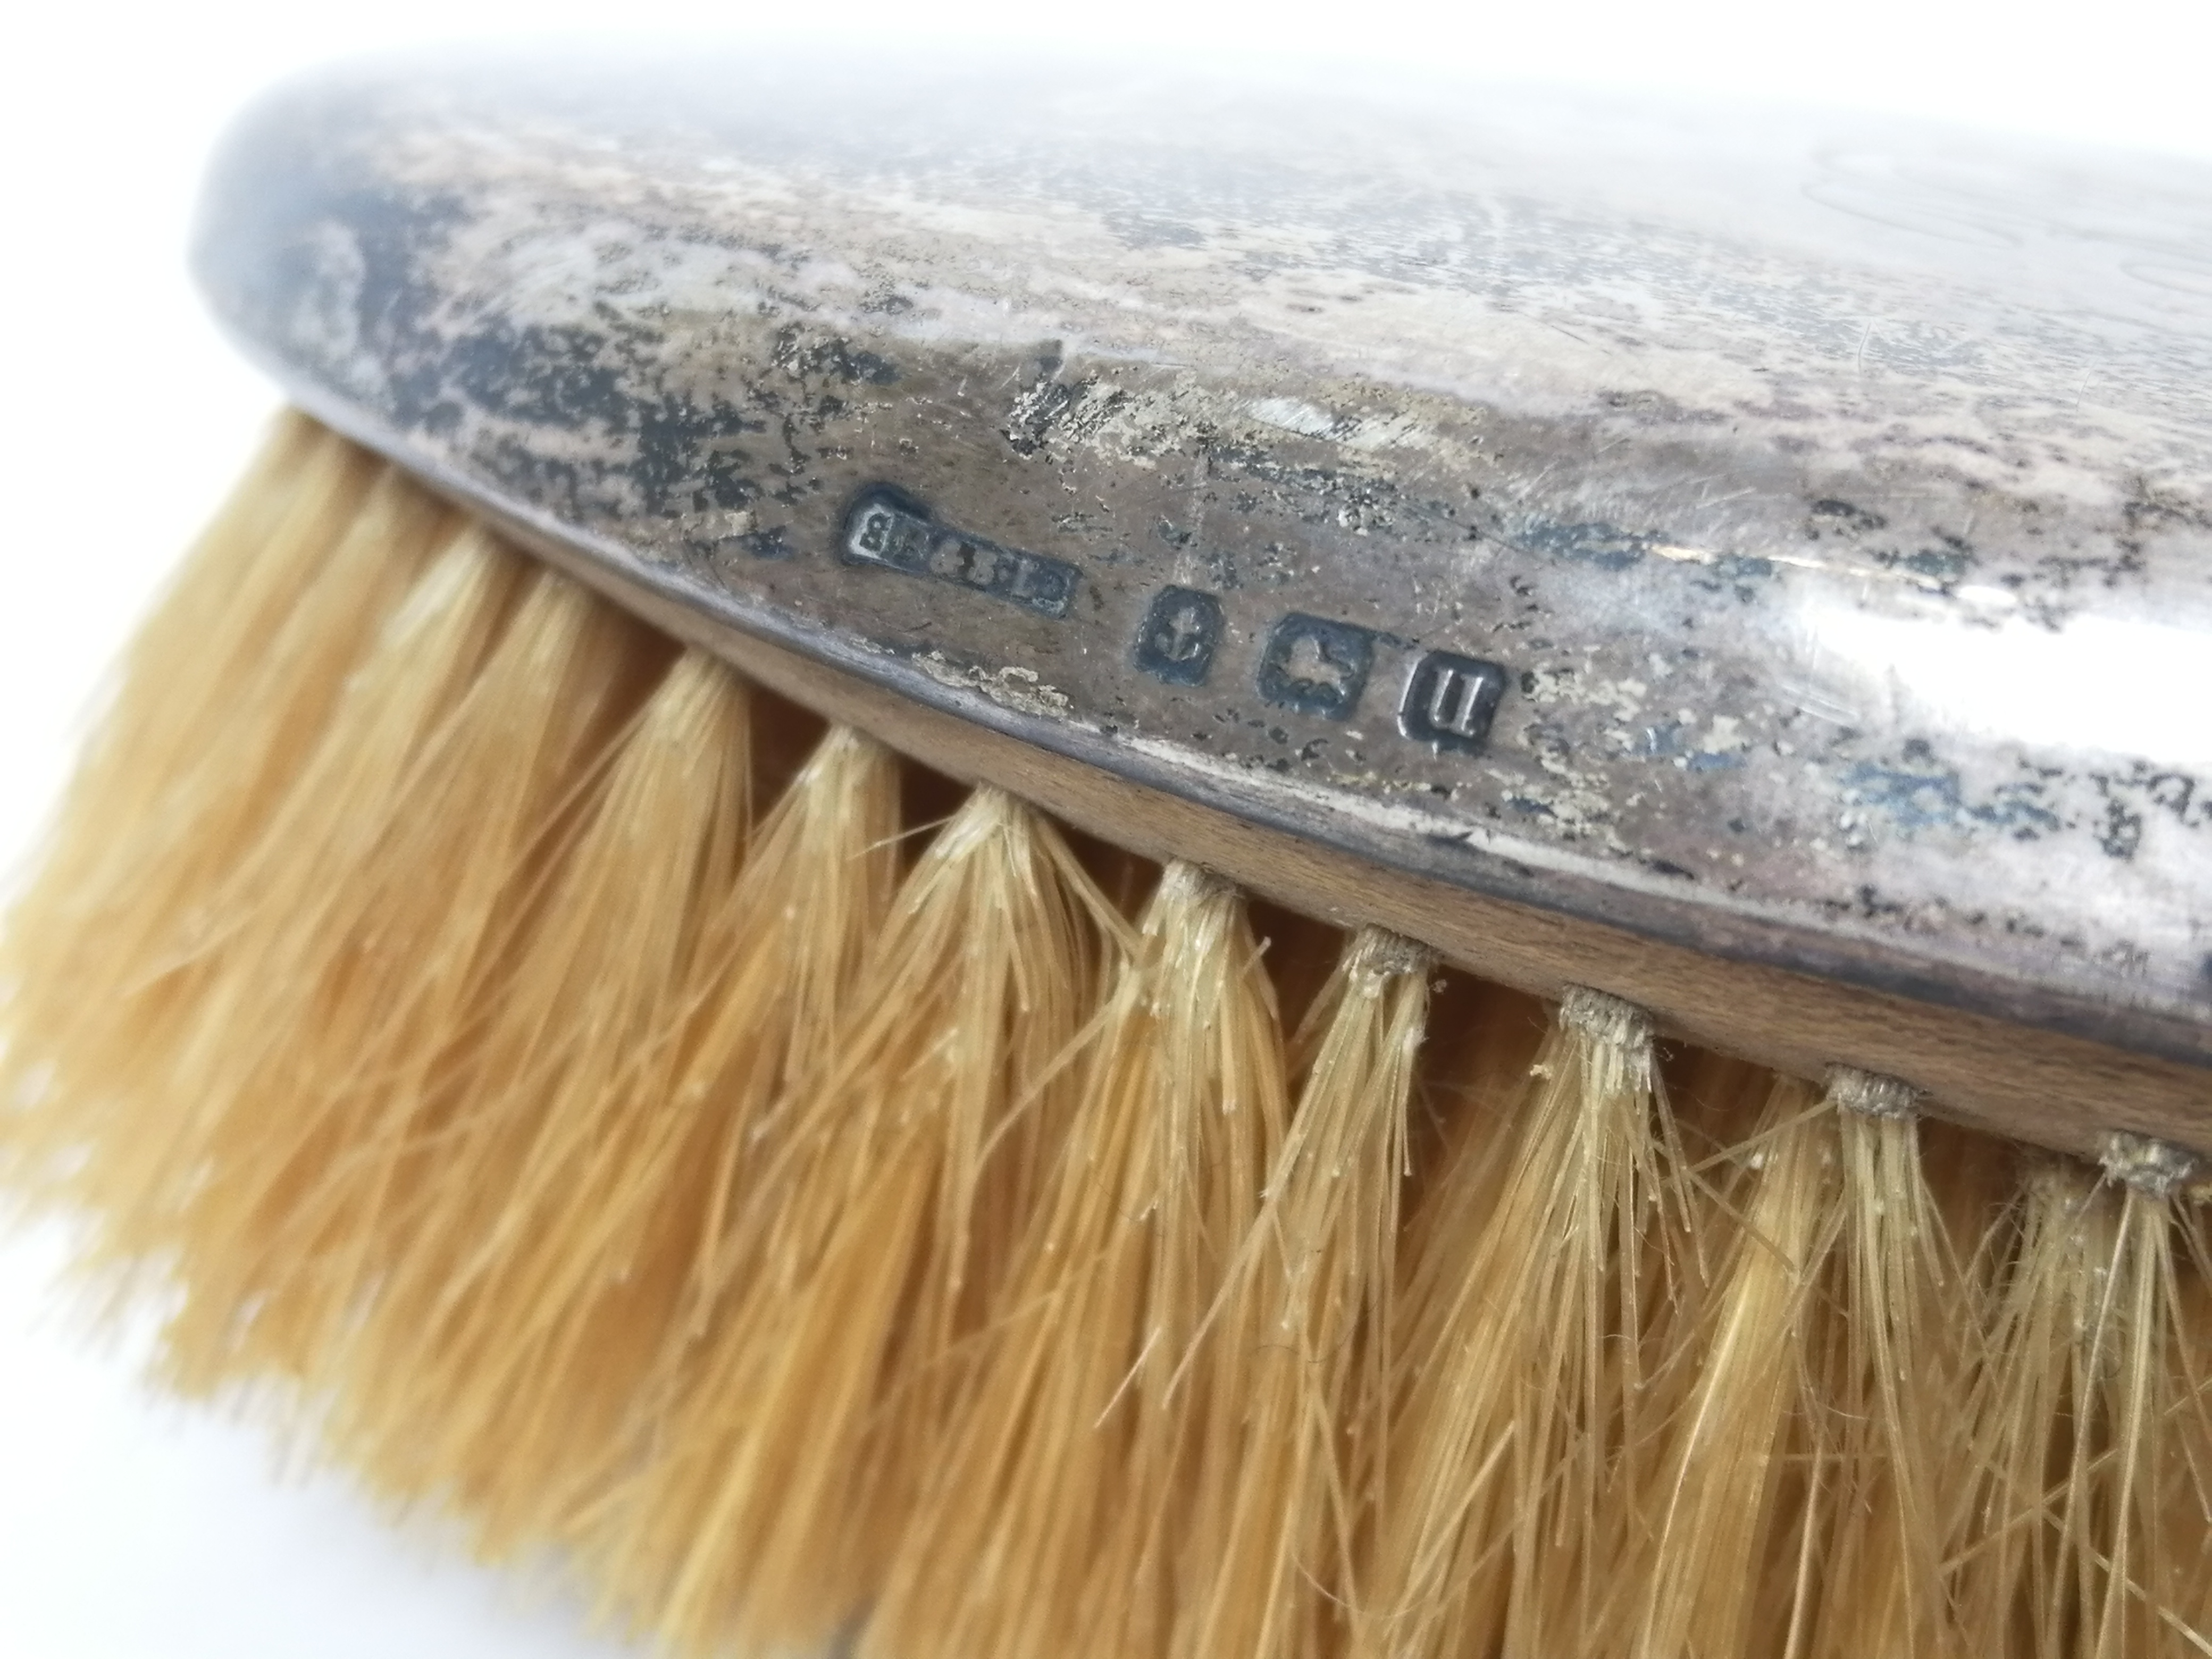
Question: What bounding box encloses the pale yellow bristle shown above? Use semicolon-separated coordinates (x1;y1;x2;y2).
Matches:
1805;1085;1980;1659
311;648;755;1532
1362;984;1697;1659
0;418;446;1203
1180;925;1428;1659
862;861;1289;1659
1953;1159;2204;1658
1637;1075;1839;1659
152;550;665;1396
2173;1201;2212;1644
3;414;2210;1659
351;718;901;1549
590;783;1128;1655
29;522;539;1333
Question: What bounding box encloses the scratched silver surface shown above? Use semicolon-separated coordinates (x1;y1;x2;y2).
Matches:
194;47;2212;1066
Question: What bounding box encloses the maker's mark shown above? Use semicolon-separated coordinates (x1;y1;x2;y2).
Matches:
841;489;1079;619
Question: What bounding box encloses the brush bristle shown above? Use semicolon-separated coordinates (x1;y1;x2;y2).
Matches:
863;860;1291;1659
3;415;2209;1657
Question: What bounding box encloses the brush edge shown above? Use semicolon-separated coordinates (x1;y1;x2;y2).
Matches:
480;504;2208;1166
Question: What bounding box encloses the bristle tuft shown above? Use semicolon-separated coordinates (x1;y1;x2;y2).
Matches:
1827;1063;1924;1121
864;858;1289;1659
1367;977;1687;1659
2099;1129;2206;1199
593;784;1126;1655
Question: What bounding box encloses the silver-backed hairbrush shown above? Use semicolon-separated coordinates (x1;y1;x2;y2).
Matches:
5;43;2208;1659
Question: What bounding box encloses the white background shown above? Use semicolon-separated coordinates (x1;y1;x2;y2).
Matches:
3;2;2210;1654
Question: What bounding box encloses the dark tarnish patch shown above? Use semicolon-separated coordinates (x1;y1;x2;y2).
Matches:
313;186;477;434
630;396;769;517
1509;517;1662;569
729;525;792;560
1876;531;1976;589
2099;800;2146;859
1101;210;1207;248
2089;764;2211;856
1003;375;1132;457
1842;756;2063;840
1202;438;1409;539
476;434;592;523
1807;498;1888;536
448;321;625;429
1893;547;1971;581
438;316;774;518
281;185;904;528
1639;720;1746;770
768;324;899;387
1692;551;1779;604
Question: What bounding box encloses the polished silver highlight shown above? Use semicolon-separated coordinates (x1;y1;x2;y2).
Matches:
191;48;2212;1078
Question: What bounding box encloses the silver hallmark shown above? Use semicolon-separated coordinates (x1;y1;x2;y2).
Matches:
842;491;1078;619
1402;652;1510;755
1134;586;1225;686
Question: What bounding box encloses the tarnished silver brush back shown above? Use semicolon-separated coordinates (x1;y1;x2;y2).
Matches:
194;47;2212;1144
